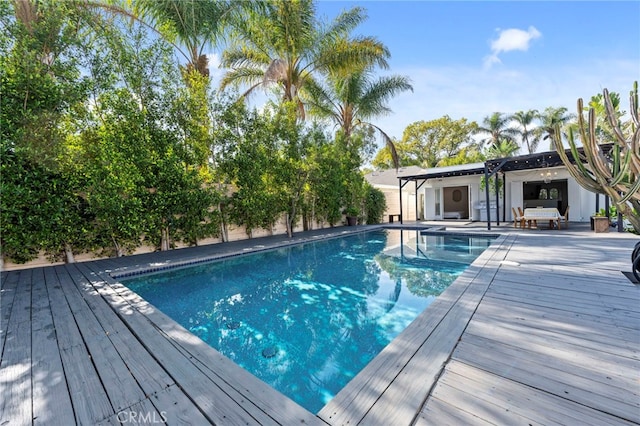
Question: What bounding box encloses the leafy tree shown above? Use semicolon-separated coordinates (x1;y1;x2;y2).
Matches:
511;109;540;154
97;0;236;78
70;106;147;257
221;0;388;117
76;21;219;252
215;101;285;236
1;0;89;164
306;141;351;226
1;150;93;263
372;116;479;169
437;146;485;167
270;102;327;236
363;182;386;224
0;0;96;263
475;112;518;150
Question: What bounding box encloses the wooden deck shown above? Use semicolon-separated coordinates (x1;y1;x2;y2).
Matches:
1;224;639;425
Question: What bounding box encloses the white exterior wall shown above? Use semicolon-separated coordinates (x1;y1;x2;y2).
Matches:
378;185;417;222
422;175;486;221
415;166;596;223
372;165;597;224
504;167;594;222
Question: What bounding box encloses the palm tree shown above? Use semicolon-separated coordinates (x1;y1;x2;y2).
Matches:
536;106;574;150
88;0;238;78
220;0;389;118
475;112;519;150
304;67;412;166
586;92;624;143
485;139;519;159
511;109;540;154
131;0;240;77
305;69;413;168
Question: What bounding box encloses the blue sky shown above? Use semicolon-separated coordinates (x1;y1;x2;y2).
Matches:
319;1;640;150
213;1;639;152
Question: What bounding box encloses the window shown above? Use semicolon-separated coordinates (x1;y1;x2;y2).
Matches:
435;188;441;216
538;189;548;199
452;189;462;202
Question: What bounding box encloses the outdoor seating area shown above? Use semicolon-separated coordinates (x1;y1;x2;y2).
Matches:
511;206;571;230
1;222;638;425
521;207;562;229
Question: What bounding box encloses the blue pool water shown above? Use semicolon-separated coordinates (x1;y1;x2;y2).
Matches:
122;229;494;412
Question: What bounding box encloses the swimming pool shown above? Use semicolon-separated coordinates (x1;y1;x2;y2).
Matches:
122;229;495;412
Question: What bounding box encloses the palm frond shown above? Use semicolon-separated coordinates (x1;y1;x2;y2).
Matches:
358;75;413;118
321;6;366;40
369;124;399;170
221;47;271;69
219;67;264;92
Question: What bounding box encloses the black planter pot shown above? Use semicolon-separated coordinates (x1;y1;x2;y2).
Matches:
346;216;357;226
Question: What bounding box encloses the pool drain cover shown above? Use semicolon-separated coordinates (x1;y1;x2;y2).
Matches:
262;346;277;358
226;321;241;330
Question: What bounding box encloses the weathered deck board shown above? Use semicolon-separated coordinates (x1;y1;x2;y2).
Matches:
476;294;640;358
416;396;495;426
455;318;639;422
0;269;33;425
148;385;212;425
488;277;640;314
486;279;640;323
31;267;75;425
0;269;20;360
53;265;149;413
425;360;637;425
43;265;114;424
97;398;163;426
69;262;177;398
462;331;638;401
466;312;639;375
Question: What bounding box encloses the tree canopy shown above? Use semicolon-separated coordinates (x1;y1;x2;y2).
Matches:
0;0;397;264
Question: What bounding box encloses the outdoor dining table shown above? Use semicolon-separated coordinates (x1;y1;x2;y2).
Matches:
523;207;562;229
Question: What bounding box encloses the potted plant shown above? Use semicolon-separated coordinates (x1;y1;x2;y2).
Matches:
591;209;610;233
344;207;359;226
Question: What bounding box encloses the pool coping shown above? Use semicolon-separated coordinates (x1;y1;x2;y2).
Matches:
109;224;453;279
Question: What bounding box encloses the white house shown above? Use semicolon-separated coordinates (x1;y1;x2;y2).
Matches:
365;149;609;226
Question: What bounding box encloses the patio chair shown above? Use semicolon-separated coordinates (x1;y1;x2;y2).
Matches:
517;206;531;228
511;207;525;228
560;205;570;228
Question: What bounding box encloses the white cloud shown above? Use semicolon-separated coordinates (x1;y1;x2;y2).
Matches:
484;26;542;69
206;52;225;83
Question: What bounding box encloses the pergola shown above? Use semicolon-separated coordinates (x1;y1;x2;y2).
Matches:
397;146;613;230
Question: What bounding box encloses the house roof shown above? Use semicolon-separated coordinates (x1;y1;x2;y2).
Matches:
393;144;614;184
365;165;425;187
396;162;487;182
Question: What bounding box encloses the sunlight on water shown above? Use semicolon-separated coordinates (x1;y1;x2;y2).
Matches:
123;229;494;413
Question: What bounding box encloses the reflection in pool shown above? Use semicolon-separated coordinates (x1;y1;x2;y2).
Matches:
122;229;495;412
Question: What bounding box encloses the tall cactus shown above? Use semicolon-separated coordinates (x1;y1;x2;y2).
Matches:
554;82;640;233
